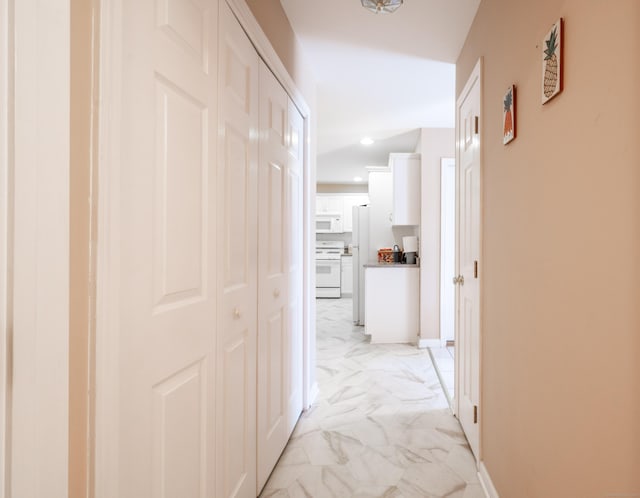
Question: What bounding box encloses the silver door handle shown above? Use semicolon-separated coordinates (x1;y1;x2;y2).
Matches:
453;275;465;285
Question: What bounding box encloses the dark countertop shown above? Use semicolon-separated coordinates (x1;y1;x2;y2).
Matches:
363;262;419;268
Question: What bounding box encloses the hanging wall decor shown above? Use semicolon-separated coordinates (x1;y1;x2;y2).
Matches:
503;85;516;144
542;18;563;104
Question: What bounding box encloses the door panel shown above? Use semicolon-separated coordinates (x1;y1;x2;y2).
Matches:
456;61;481;460
287;102;304;435
113;0;218;497
217;3;259;497
257;60;289;493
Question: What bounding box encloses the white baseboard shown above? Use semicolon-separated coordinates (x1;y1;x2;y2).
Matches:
478;461;499;498
306;382;319;409
417;338;445;349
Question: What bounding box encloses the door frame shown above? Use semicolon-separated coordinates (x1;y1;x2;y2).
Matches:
2;1;70;496
0;0;11;494
94;0;315;494
454;58;483;453
439;157;456;346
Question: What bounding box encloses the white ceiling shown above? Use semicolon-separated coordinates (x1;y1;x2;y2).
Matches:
279;0;481;184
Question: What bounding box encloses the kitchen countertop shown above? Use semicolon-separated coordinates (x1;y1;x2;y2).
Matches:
341;253;352;256
363;262;419;268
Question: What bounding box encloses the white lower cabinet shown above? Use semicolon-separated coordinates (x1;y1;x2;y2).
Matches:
364;267;419;343
341;255;353;295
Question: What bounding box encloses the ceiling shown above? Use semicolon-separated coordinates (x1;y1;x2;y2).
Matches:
278;0;481;184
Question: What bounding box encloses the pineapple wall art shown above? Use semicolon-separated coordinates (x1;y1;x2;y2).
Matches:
542;18;563;104
503;85;515;144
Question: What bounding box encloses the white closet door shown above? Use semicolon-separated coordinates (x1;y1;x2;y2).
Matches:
102;0;219;496
216;2;259;497
256;60;290;492
286;101;304;435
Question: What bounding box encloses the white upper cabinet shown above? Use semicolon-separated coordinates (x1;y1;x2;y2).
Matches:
316;195;344;214
390;153;421;226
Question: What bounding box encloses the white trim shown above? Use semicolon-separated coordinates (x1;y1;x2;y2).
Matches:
307;382;319;407
11;0;70;496
417;338;445;349
478;461;499;498
94;0;122;496
439;157;456;344
224;0;310;118
0;0;11;494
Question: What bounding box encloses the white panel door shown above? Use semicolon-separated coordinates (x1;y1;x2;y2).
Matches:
286;100;304;434
456;60;482;459
256;60;289;492
217;3;259;498
103;0;219;496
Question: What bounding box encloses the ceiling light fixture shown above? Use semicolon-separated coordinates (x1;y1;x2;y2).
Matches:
353;176;363;182
361;0;403;14
360;137;374;145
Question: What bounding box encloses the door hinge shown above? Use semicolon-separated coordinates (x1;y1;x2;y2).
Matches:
474;116;479;134
474;260;478;279
473;405;478;424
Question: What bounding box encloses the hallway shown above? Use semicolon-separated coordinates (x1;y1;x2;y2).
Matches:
261;298;484;497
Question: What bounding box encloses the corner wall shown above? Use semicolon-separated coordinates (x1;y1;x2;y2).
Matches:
419;128;454;344
457;1;640;496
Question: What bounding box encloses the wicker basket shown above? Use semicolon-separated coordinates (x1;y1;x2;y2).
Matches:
377;248;394;263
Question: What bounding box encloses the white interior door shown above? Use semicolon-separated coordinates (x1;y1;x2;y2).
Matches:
217;3;259;497
286;100;304;434
97;0;218;496
257;60;289;492
455;60;482;459
440;158;456;343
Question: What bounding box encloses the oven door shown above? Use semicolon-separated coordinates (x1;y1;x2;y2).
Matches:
316;258;341;298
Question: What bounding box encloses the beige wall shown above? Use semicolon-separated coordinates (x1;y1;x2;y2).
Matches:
457;1;640;496
418;128;454;343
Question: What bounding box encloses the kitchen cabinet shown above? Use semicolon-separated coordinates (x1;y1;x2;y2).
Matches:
364;265;419;343
390;153;421;226
316;194;344;214
341;255;353;295
342;194;369;232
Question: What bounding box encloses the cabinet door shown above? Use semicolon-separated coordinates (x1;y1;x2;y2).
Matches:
392;154;421;226
316;194;343;214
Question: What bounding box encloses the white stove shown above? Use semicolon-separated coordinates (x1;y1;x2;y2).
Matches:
316;241;345;298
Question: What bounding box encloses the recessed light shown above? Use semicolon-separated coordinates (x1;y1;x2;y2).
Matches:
353;176;363;182
360;137;374;146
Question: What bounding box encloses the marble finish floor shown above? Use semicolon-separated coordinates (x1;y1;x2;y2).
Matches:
261;298;483;498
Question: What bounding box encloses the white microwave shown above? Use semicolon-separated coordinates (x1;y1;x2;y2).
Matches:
316;213;343;233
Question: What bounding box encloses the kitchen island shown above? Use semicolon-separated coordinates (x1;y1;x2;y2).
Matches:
364;263;419;344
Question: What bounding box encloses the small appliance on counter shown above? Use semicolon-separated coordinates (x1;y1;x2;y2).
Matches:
402;236;418;265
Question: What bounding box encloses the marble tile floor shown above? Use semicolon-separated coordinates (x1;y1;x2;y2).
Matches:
260;297;484;498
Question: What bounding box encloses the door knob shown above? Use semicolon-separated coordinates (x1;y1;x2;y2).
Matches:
233;308;241;319
452;276;459;285
453;275;465;285
274;289;280;298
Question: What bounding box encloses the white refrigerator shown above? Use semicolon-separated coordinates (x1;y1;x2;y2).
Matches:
352;205;369;325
